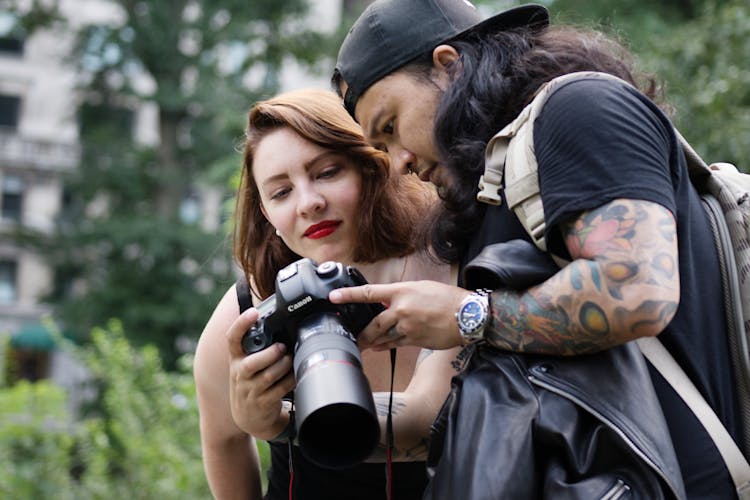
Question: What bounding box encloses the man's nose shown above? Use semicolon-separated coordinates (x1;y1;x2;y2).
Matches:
390;147;416;176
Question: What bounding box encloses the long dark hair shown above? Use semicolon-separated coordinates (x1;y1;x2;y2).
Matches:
420;25;662;262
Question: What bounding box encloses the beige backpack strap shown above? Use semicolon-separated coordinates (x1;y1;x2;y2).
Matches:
638;336;750;498
481;72;627;254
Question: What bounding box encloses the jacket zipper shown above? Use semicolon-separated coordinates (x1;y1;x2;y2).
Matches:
528;372;682;499
601;479;631;500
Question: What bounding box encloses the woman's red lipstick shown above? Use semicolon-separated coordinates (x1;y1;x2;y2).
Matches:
304;220;340;239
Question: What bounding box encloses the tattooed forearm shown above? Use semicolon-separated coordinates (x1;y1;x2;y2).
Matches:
416;348;433;367
373;393;407;418
366;393;429;461
367;438;430;462
450;345;474;372
485;199;679;355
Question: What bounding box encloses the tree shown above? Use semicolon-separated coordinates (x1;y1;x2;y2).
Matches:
480;0;750;169
647;0;750;165
3;0;331;366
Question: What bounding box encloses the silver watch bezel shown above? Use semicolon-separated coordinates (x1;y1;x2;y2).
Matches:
456;291;489;342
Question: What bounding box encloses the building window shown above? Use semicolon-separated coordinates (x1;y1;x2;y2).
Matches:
0;12;24;55
8;350;50;382
0;94;21;129
1;175;23;222
0;36;23;54
0;260;17;304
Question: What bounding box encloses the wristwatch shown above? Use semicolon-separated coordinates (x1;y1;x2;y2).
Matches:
455;290;490;343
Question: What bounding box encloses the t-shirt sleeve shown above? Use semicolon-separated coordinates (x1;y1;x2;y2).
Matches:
533;78;676;253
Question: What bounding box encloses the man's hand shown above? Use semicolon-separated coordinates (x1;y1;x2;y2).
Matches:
329;280;470;350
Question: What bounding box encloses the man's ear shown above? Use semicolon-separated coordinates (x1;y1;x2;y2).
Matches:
431;44;460;88
433;44;460;69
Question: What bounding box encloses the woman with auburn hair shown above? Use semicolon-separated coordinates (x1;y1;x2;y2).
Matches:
194;88;459;500
234;88;437;300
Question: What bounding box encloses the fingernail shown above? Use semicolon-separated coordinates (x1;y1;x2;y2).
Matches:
276;343;287;354
329;290;341;302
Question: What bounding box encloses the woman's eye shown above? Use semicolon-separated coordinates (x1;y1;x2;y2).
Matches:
270;187;290;200
317;166;341;179
382;120;394;135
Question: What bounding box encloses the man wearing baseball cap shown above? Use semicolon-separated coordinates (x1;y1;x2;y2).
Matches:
330;1;739;498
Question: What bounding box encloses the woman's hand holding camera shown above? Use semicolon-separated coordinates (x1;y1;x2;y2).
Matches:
226;308;297;441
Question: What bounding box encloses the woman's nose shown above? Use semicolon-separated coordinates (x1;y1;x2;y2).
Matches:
297;187;325;216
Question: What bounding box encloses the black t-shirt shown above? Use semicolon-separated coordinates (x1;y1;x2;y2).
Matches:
463;77;740;498
265;442;428;500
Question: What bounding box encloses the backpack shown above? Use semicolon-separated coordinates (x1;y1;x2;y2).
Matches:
477;71;750;496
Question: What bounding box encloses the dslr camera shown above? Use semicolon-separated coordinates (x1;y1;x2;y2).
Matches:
241;257;383;469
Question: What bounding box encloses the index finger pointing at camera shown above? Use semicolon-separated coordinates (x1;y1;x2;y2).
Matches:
328;283;395;305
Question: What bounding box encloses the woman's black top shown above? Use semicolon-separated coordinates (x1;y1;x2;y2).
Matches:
264;442;427;500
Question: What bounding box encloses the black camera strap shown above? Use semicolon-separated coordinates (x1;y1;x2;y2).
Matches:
385;347;396;500
286;404;295;500
236;274;252;313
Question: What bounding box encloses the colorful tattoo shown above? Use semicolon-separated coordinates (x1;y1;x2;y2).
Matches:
485;199;679;355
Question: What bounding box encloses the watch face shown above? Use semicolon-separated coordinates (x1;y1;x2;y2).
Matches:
459;299;485;331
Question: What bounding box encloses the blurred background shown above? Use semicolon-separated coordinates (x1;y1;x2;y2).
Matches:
0;0;747;497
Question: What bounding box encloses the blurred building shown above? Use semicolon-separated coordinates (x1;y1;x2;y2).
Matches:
0;6;80;384
0;0;361;391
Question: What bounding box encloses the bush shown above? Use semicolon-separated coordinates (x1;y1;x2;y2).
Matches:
0;320;270;498
0;380;79;498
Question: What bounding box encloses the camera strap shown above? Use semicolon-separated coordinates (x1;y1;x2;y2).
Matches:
287;404;295;500
385;347;396;500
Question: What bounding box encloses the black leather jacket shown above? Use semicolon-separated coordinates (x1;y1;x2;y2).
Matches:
424;241;686;499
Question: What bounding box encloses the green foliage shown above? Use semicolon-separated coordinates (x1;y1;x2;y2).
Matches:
0;381;78;499
0;323;271;498
72;320;209;498
647;0;750;166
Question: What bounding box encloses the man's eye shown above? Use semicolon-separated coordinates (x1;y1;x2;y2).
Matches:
382;120;394;134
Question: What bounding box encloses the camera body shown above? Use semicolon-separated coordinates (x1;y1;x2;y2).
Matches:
240;257;384;469
241;258;384;355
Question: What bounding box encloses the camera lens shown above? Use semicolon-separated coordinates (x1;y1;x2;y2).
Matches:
292;313;380;469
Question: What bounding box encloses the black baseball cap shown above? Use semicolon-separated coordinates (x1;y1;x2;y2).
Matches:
335;0;549;118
